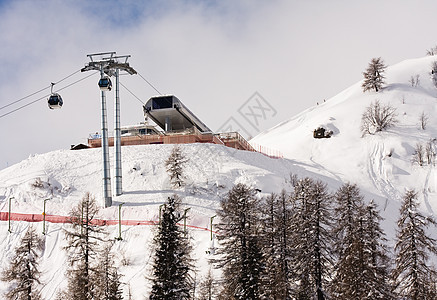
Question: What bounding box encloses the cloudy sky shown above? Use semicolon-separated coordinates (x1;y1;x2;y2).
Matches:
1;0;437;169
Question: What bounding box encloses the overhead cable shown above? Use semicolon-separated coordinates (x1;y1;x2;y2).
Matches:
1;67;160;119
120;81;145;104
137;72;162;95
0;69;81;111
0;71;98;119
0;85;51;111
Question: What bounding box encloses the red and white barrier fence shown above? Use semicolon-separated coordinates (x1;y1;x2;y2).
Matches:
0;212;217;234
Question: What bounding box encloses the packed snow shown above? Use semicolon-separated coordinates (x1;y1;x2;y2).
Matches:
2;55;437;297
0;143;320;298
252;55;437;238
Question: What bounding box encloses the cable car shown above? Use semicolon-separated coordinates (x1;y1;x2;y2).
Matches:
48;93;63;109
98;76;112;91
47;83;63;109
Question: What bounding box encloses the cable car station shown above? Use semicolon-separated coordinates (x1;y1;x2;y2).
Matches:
42;51;280;207
1;51;282;208
87;94;255;152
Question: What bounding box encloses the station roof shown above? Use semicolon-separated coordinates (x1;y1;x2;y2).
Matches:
143;95;211;133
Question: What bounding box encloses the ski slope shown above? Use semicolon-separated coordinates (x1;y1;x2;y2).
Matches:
252;54;437;239
0;143;324;298
3;55;437;297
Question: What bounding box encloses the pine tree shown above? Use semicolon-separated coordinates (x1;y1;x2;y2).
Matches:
216;183;264;300
309;180;334;300
393;189;437;299
331;185;393;299
165;145;188;188
93;242;123;300
149;194;193;299
360;200;393;299
330;183;366;299
259;191;292;299
1;226;44;300
197;266;218;300
362;57;386;92
64;192;105;300
277;190;293;299
290;178;313;300
290;178;333;300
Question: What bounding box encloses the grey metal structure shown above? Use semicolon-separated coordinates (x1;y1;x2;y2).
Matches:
143;95;211;133
100;65;112;207
114;69;122;196
81;52;136;207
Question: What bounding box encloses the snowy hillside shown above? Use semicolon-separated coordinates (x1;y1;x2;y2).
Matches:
252;55;437;238
3;55;437;298
0;143;322;298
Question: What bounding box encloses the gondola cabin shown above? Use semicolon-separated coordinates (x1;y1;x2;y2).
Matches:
48;93;63;109
98;76;112;91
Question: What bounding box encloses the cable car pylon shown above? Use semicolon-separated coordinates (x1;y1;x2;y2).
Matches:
81;52;137;207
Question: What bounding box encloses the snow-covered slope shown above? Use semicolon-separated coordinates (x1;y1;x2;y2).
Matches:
252;55;437;235
0;143;326;298
3;55;437;298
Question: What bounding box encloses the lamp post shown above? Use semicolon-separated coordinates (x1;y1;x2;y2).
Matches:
183;207;191;235
116;202;125;241
81;201;84;235
8;197;13;233
210;215;216;241
159;204;165;224
43;198;50;235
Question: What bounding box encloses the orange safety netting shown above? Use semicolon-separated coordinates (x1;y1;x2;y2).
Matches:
0;212;216;233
